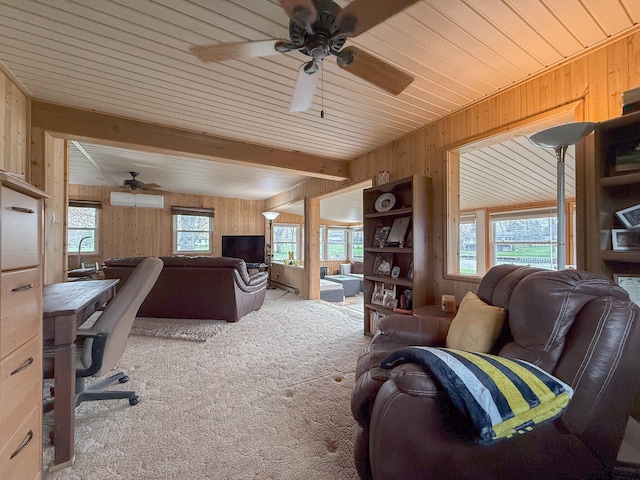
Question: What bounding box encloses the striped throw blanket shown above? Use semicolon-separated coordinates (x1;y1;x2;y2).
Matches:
381;347;573;443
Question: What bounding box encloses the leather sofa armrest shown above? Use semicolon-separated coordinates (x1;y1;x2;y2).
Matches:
247;271;268;286
373;314;450;348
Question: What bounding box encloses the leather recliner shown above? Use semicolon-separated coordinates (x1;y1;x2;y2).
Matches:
351;265;640;479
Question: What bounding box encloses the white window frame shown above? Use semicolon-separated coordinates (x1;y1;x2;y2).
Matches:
273;223;300;262
172;210;213;254
350;226;364;261
327;227;348;261
67;203;99;255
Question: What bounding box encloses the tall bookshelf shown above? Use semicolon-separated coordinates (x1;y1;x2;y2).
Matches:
585;111;640;279
362;175;432;335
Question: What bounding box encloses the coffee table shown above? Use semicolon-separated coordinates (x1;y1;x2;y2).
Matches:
324;274;360;297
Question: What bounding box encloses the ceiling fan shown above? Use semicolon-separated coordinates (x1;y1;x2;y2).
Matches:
121;172;162;191
190;0;418;112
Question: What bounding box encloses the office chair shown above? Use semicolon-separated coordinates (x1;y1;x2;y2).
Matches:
44;256;163;411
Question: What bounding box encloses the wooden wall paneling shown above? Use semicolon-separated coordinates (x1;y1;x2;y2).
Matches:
607;38;630;117
0;72;6;170
67;185;267;266
587;47;611;121
303;197;320;300
629;31;640;88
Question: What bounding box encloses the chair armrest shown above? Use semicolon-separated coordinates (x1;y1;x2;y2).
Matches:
75;330;109;377
373;314;450;348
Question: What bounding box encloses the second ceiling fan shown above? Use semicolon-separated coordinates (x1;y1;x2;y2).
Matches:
190;0;418;112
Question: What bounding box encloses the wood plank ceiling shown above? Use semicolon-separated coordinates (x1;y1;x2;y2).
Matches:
1;0;638;222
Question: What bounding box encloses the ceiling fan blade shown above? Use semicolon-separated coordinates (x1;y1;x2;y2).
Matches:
142;183;162;189
337;0;420;37
278;0;317;24
290;61;321;112
337;46;413;95
190;39;287;63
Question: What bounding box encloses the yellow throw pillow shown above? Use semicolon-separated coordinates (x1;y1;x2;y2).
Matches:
445;292;505;353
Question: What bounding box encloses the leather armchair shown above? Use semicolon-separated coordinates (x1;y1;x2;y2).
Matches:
352;265;640;479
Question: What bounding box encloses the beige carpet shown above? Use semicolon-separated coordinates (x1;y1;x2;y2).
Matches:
42;289;369;479
129;289;289;342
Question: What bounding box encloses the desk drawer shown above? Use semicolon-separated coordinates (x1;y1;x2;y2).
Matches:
0;269;41;357
0;335;42;438
0;406;41;480
1;186;40;270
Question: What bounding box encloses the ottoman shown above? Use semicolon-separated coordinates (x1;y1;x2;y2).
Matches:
320;279;344;302
324;274;360;297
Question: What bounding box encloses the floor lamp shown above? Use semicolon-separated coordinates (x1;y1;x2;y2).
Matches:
529;122;596;270
262;211;280;288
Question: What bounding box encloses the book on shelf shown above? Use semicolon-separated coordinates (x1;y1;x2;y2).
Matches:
369;311;386;333
392;307;412;315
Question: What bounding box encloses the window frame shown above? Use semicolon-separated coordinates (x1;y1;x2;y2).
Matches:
272;223;300;262
67;203;100;255
172;212;213;254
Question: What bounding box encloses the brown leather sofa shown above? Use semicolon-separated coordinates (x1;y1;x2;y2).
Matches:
103;256;267;322
352;265;640;479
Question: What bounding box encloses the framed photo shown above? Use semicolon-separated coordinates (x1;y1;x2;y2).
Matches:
383;293;398;309
373;281;384;293
613;140;640;174
371;291;385;305
405;229;413;247
372;226;391;247
390;266;400;278
616;203;640;229
382;283;396;298
386;217;411;246
611;229;640;251
373;253;393;276
614;274;640;307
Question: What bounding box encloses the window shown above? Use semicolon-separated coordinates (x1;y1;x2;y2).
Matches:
273;224;299;261
447;107;579;277
319;226;326;260
67;202;99;254
172;207;214;253
351;227;364;260
327;228;348;260
459;213;478;275
490;209;558;270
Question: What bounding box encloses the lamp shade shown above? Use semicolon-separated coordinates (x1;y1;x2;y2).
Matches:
262;211;280;221
529;122;596;149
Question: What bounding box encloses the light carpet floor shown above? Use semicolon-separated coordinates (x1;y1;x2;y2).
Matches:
42;289;369;479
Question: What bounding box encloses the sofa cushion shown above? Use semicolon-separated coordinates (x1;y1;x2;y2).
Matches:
446;292;505;353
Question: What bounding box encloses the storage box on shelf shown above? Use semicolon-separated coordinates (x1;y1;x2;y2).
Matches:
0;172;46;480
585;111;640;281
362;175;432;335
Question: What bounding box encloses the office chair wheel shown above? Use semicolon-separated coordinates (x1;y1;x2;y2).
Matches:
119;375;129;384
129;396;140;406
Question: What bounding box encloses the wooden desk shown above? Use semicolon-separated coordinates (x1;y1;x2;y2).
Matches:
42;279;119;471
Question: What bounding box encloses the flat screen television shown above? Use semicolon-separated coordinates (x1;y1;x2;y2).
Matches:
221;235;265;265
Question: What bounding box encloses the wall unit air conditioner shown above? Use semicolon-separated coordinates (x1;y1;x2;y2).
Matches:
110;191;165;209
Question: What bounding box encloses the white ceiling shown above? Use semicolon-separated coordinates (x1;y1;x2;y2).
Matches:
1;0;635;221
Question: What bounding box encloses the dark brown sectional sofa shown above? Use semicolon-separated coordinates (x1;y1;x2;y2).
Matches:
103;256;267;322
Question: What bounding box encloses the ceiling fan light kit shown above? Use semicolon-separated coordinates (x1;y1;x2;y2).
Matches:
189;0;418;112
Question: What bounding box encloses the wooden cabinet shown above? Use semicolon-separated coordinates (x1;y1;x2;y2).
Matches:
363;175;432;335
584;112;640;280
0;172;46;480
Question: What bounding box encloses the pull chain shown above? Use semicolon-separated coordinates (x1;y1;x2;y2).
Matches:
320;62;325;119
